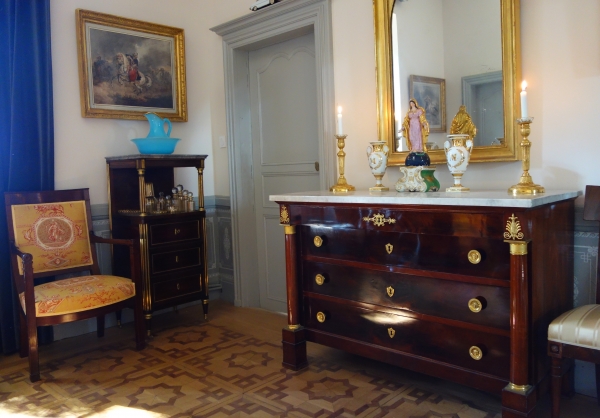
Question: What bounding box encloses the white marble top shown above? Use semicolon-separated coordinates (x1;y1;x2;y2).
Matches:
269;190;581;208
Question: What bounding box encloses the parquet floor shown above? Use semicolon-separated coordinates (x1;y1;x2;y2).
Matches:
0;300;598;417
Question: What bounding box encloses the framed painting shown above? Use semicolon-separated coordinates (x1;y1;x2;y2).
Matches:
75;9;187;121
409;75;446;132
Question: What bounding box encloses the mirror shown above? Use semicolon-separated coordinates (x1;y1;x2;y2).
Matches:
374;0;521;165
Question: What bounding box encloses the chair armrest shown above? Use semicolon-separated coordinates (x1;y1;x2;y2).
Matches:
9;242;33;262
8;242;35;315
89;233;134;247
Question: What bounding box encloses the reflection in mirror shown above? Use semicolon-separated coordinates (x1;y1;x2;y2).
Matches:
374;0;521;166
392;0;502;151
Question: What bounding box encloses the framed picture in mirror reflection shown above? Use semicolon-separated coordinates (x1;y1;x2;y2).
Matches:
409;75;446;133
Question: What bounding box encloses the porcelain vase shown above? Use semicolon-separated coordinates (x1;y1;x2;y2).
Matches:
366;141;389;191
444;134;473;192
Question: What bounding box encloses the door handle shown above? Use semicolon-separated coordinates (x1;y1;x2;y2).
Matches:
315;161;319;172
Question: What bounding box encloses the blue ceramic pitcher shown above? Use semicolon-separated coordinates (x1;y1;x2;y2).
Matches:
145;112;172;138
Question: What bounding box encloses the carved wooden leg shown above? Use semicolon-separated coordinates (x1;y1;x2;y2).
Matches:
203;299;209;320
551;355;564;418
282;326;307;370
502;237;536;417
19;314;28;358
596;363;600;406
27;318;40;382
96;315;105;338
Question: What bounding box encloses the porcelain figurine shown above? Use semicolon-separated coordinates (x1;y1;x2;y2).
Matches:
366;141;389;191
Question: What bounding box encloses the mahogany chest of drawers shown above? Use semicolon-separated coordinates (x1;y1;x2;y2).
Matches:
106;155;209;334
272;190;578;417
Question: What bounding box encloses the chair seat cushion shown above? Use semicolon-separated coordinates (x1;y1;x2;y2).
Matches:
19;275;135;317
548;304;600;349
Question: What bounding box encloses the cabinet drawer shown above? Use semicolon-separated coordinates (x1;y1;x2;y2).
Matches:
150;220;200;245
151;247;201;274
153;275;202;303
301;226;509;279
304;296;510;379
304;261;510;330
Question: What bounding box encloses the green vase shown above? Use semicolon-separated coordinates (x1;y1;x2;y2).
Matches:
420;166;440;192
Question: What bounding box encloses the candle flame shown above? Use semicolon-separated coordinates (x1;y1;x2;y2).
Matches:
521;81;527;91
337;106;342;114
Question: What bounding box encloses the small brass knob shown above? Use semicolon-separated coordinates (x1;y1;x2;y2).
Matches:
386;286;394;297
388;327;395;338
314;236;323;247
469;346;483;360
315;274;325;285
468;250;482;264
176;283;180;290
385;243;393;254
468;297;485;313
316;311;326;323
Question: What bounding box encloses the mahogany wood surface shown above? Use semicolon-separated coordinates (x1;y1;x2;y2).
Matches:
279;198;576;418
107;156;208;334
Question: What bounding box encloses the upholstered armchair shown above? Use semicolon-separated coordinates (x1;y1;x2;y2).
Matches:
4;188;145;382
548;185;600;417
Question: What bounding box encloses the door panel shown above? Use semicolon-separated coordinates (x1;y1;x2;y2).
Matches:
250;32;321;312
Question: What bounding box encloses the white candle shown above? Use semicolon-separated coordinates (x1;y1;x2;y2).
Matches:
520;81;528;119
337;106;343;135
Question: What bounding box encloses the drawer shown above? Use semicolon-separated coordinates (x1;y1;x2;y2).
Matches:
150;220;200;245
304;296;510;379
151;247;201;274
153;275;202;303
301;226;509;279
303;261;510;330
288;205;505;237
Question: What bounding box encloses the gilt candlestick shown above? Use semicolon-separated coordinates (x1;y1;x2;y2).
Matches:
508;118;545;195
330;134;355;193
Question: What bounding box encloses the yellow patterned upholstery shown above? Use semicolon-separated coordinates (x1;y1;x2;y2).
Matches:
548;304;600;349
19;275;135;317
11;201;93;274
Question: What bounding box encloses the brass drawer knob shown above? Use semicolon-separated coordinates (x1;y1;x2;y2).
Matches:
176;283;180;290
469;346;483;360
468;250;482;264
316;312;326;323
314;236;323;247
388;327;395;338
468;297;485;313
386;286;394;297
315;274;325;285
174;228;181;235
385;243;393;254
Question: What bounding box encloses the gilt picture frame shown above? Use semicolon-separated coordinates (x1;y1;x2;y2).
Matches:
75;9;187;121
409;75;446;133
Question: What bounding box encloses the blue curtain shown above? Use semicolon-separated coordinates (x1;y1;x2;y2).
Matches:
0;0;54;354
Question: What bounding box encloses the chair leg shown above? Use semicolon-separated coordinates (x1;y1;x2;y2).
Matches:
26;319;40;382
596;363;600;406
96;315;105;338
19;314;28;358
551;356;564;418
116;310;122;327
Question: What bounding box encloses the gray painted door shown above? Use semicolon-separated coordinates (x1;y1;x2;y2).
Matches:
249;32;321;312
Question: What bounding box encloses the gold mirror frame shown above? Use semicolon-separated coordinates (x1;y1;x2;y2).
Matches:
374;0;521;165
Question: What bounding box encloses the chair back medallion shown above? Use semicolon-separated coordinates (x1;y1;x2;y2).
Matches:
11;201;93;273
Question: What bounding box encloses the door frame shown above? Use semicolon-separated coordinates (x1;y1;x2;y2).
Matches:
211;0;335;307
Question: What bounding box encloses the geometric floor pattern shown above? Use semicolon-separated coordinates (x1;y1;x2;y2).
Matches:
0;301;597;417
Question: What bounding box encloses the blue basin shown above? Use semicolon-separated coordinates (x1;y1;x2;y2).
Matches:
131;137;181;154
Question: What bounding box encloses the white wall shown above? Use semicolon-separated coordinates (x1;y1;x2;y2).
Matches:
51;0;600;204
50;0;252;205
